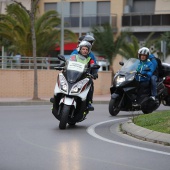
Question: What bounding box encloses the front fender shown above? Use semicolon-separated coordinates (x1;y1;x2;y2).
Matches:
59;96;77;108
110;86;116;94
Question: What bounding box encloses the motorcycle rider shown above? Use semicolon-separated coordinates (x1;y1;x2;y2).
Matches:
70;41;95;111
71;34;97;64
139;47;158;100
133;47;155;106
149;53;158;100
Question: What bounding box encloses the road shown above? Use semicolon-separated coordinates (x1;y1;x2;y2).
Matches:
0;104;170;170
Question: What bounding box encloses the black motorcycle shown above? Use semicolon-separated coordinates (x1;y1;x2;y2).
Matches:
51;55;100;129
109;58;167;116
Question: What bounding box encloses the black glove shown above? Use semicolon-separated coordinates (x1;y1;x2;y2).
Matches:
140;73;148;78
93;73;98;80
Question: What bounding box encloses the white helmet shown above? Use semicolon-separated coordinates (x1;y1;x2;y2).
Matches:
138;47;150;59
77;41;92;54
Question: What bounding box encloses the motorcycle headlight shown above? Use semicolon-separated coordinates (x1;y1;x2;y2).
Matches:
70;78;89;94
115;75;125;86
58;74;68;93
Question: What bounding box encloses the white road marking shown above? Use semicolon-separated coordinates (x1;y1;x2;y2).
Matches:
87;118;170;156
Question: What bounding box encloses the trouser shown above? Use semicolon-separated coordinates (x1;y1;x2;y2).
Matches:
87;79;94;103
136;81;150;103
150;75;157;97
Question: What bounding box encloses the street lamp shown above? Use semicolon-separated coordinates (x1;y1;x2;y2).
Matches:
60;0;64;55
79;0;82;37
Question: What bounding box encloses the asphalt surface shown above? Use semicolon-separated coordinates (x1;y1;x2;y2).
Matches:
0;94;170;146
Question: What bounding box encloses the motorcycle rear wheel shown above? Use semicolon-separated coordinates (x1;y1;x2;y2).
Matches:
59;105;70;129
109;98;120;116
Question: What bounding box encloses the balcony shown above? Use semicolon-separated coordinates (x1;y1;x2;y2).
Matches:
121;13;170;32
63;14;117;33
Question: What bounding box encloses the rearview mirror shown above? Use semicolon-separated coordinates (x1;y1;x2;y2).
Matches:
91;64;100;70
119;61;124;66
54;66;63;71
58;54;66;62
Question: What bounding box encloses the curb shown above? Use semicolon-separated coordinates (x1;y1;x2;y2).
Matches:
121;120;170;146
0;100;109;106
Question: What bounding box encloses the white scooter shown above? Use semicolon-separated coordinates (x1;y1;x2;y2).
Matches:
50;55;100;129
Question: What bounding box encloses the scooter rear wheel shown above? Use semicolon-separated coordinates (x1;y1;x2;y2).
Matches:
109;98;120;116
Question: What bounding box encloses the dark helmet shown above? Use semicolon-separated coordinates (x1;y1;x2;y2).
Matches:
78;35;95;45
77;41;92;54
138;47;150;60
78;35;85;43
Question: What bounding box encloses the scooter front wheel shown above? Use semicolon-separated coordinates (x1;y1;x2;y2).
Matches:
59;105;70;129
109;98;120;116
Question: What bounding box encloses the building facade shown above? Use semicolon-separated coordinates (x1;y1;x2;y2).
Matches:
122;0;170;40
1;0;170;38
38;0;170;39
38;0;124;36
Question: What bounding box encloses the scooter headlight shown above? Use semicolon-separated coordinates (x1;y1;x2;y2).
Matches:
70;78;89;94
115;75;125;86
58;74;68;93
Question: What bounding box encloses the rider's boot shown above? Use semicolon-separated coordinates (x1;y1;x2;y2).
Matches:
88;101;94;111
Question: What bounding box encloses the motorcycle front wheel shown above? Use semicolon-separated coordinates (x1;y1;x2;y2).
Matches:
109;98;120;116
59;105;70;129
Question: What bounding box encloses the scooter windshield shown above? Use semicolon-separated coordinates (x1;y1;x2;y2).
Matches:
66;61;86;83
121;58;140;72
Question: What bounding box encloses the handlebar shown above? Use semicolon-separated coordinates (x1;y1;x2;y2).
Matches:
86;72;94;79
136;72;147;78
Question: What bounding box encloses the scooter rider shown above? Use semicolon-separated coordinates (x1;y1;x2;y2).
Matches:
71;35;98;107
71;35;97;65
133;47;155;106
70;41;95;111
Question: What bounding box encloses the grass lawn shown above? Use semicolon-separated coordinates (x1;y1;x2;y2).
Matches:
133;111;170;134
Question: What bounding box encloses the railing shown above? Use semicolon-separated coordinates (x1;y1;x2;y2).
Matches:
122;13;170;27
64;14;117;29
0;56;61;70
0;56;110;71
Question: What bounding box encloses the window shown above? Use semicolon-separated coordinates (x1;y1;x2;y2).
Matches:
162;14;170;25
152;15;161;26
44;3;57;12
70;2;82;17
70;2;82;27
122;16;131;26
133;0;155;13
132;16;140;26
141;15;151;26
97;2;110;25
97;1;110;16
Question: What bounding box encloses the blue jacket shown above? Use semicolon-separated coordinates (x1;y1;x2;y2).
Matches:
71;49;97;64
135;59;154;82
149;54;158;72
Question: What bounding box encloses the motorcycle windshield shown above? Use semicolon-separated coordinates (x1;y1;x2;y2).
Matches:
65;61;86;83
121;58;140;72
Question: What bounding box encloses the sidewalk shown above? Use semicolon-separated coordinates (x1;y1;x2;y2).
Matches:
0;95;170;146
0;94;111;106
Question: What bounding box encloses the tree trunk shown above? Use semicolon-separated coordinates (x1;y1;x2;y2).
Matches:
31;0;40;100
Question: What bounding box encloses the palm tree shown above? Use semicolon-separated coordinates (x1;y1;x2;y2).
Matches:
0;2;77;100
154;31;170;59
119;35;139;59
91;24;127;72
120;32;156;59
0;3;77;57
